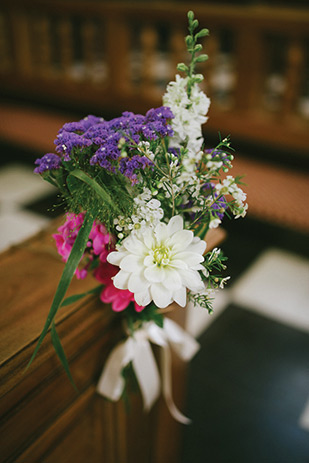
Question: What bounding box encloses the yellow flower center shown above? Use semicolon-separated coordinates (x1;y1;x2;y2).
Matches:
153;245;171;267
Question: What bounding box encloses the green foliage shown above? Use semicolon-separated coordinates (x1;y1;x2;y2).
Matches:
188;292;215;314
125;303;164;335
60;284;103;307
51;322;77;390
26;209;96;381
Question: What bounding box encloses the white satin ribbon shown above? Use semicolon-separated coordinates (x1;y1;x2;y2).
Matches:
96;318;200;424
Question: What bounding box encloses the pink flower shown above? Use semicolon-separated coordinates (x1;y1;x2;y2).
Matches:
93;262;118;285
53;213;85;261
53;213;143;312
100;283;145;312
53;212;114;279
89;222;115;262
94;262;145;312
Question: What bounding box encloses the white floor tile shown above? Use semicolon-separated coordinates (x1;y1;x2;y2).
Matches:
299;397;309;432
0;210;51;251
299;395;309;432
0;163;56;207
231;248;309;333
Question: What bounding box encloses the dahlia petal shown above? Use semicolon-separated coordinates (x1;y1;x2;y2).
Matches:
168;230;193;251
128;272;149;293
144;255;155;267
167;215;183;235
175;251;204;266
192;263;205;271
172;286;187;307
168;259;188;270
120;254;143;272
150;283;173;308
123;235;146;255
107;250;128;266
179;269;204;292
143;229;156;249
113;270;130;289
144;265;165;283
154;222;168;242
188;238;207;255
162;268;182;290
134;288;152;307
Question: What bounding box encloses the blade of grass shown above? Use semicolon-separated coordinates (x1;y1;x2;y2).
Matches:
26;209;95;370
51;322;77;390
60;284;103;307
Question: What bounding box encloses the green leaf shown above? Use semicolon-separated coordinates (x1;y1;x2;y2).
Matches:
26;209;95;371
51;322;78;390
60;284;103;307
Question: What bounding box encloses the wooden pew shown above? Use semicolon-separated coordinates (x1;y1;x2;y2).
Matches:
0;218;226;462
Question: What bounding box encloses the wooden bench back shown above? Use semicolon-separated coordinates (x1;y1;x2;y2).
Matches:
0;1;308;153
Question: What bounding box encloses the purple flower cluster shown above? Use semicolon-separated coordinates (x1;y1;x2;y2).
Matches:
34;153;62;174
119;155;152;184
55;131;93;161
89;106;174;180
35;107;174;181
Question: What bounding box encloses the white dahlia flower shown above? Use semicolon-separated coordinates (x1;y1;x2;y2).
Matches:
107;215;206;308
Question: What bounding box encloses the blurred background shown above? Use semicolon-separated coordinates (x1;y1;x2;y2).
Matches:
0;0;308;462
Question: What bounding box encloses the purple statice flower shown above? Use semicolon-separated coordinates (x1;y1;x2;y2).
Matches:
210;195;227;220
145;106;174;123
54;131;92;161
144;106;174;139
204;148;230;167
202;182;227;220
49;106;173;181
84;122;109;139
119;155;152;183
168;147;180;157
61;115;104;134
89;108;173;179
34;153;61;174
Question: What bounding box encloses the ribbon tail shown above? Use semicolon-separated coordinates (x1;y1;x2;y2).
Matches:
164;318;200;361
96;339;133;401
132;338;161;411
161;344;192;425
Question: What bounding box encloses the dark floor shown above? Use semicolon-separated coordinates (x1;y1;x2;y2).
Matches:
182;217;309;463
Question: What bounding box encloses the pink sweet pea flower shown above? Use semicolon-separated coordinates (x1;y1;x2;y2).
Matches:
53;212;115;279
93;261;118;285
100;283;145;312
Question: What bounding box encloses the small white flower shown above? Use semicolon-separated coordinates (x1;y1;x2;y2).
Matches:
209;218;221;229
107;215;206;308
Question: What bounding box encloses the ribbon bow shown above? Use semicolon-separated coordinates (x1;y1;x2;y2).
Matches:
96;318;200;424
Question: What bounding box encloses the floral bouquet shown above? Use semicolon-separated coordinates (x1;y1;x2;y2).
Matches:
30;12;247;423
